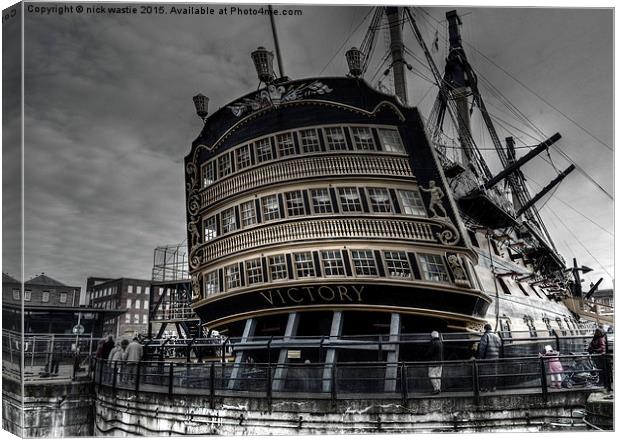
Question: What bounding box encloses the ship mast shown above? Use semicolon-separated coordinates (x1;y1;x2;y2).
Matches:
385;7;408;104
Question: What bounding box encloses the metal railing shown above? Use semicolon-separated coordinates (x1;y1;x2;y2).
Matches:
2;331;96;381
94;353;611;407
140;330;606;361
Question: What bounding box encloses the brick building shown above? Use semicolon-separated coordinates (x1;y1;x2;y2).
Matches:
87;277;152;337
2;272;120;335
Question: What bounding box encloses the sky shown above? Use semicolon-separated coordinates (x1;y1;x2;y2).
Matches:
1;1;614;295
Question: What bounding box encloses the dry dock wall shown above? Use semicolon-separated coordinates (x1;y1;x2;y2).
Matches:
2;376;94;437
95;387;603;435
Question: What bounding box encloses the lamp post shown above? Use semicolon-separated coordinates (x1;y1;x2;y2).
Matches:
251;46;275;84
192;94;209;122
345;47;363;77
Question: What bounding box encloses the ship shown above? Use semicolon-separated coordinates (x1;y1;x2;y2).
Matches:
183;6;612;365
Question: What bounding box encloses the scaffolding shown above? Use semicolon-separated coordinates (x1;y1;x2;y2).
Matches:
149;243;202;340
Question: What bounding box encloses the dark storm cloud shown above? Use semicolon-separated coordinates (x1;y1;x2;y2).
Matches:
5;2;613;291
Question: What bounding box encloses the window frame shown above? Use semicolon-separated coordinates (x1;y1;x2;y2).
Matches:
240;200;257;227
261;194;281;221
367;187;393;213
310;188;334;214
245;258;264;286
299;128;321;153
235;144;252;170
383;250;412;278
293;252;316;278
255;138;273;163
378;128;406;153
268;254;288;282
350;249;379;277
320;250;346;277
397;188;426;216
276;132;296;157
418;253;450;284
285;190;306;217
221;206;237;234
349;126;376;150
337;187;363;213
323;126;348;150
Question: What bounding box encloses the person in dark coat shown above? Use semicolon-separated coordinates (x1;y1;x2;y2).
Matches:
100;335;115;361
425;331;443;394
587;328;607;374
478;323;502;391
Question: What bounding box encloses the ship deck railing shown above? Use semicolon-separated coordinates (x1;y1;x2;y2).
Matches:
92;353;612;406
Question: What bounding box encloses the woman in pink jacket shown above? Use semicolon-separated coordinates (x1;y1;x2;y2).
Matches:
540;345;564;389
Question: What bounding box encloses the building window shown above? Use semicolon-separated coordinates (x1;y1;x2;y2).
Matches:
135;299;141;309
367;187;392;213
255;138;273;163
236;145;252;170
143;315;148;324
221;207;237;234
299;128;321;152
245;258;263;285
218;153;232;177
128;285;134;293
145;287;150;296
12;289;20;300
134;314;140;324
202;161;215;187
310;188;333;214
240;201;257;227
398;189;426;216
59;292;67;303
294;252;315;278
338;187;362;212
285;191;305;217
321;250;345;276
261;195;281;221
204;216;218;241
350;250;378;276
125;314;131;324
144;301;149;310
127;299;132;309
384;251;412;278
204;271;219;297
42;291;50;303
350;126;376;150
24;290;31;301
136;286;141;294
378;128;405;152
225;264;241;290
276;132;296;157
324;127;347;150
419;254;450;283
268;255;288;281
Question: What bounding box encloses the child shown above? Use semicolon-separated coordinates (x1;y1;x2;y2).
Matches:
540;345;564;389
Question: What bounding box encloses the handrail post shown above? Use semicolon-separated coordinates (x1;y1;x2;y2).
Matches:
497;332;505;358
112;361;118;393
539;357;548;402
98;358;104;387
400;363;408;405
168;362;174;396
331;364;337;407
601;354;611;391
472;359;480;405
209;362;215;409
551;329;560;351
266;363;272;412
135;361;141;392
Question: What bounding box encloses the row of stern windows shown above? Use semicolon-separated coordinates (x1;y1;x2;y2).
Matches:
201;125;407;188
197;248;479;299
202;185;427;241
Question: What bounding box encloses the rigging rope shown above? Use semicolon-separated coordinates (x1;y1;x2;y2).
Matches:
417;7;613;154
318;8;374;76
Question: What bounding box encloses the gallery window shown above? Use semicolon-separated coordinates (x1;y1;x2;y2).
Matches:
221;207;237;234
310;188;333;214
261;195;281;221
419;254;450;283
378;128;405;153
204;271;219;297
245;258;263;285
398;189;426;216
285;191;306;217
294;252;315;278
218;153;232;177
240;201;257;227
268;255;288;281
255;138;273;163
383;251;411;278
204;216;218;241
337;187;362;212
299;128;321;152
324;127;347;150
321;250;345;276
225;264;241;290
367;187;392;213
350;250;378;276
350;126;376;150
276;132;296;157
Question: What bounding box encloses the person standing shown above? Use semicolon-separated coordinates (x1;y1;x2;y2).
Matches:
101;335;115;360
587;328;607;375
478;323;502;391
540;345;564;389
425;331;443;394
125;337;143;383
